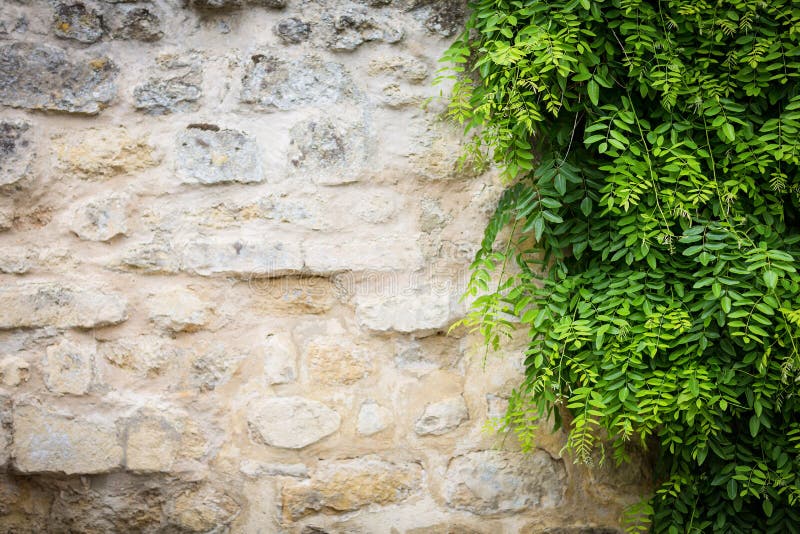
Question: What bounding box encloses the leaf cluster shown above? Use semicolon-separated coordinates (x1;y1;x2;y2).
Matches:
443;0;800;531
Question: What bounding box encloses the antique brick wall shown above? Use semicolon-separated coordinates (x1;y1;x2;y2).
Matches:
0;0;649;532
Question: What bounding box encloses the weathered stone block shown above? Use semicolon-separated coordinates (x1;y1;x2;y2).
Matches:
305;338;371;386
134;54;201;114
239;459;308;478
176;125;263;185
119;238;179;274
356;288;453;334
0;43;117;114
100;335;178;376
444;450;567;515
0;283;128;329
248;396;340;449
368;55;429;83
274;18;310;44
0;355;30;387
69;193;129;242
12;405;123;474
241;53;355;111
188;0;285;8
148;288;211;332
250;276;337;315
52;2;104;43
0;247;32;274
263;333;297;385
43;337;96;395
407;525;485;534
54;127;159;180
357;400;393;436
105;4;163;41
125;415;180;472
303;235;423;273
190;345;246;391
168;485;240;532
320;6;403;51
288;116;367;185
282;456;422;520
0;120;34;187
180;237;303;277
414;395;468;436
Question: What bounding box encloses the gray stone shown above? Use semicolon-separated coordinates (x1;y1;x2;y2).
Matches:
99;335;178;376
239;459;308;478
0;42;117;114
248;396;340;449
179;237;303;277
414;396;468;435
411;0;467;37
274;18;310;44
288;116;367;185
12;405;123;475
120;238;179;274
321;6;403;51
263;333;297;385
0;355;30;387
444;450;567;514
43;337;96;395
0;283;128;329
69;193;129;242
134;54;202;114
368;54;429;83
357;400;393;436
0;120;33;187
105;4;163;41
0;397;11;469
176;125;263;185
53;2;104;43
535;529;622;534
189;0;286;8
241;53;355;112
190;346;246;391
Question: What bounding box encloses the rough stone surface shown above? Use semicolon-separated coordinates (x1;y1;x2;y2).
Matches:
148;288;211;332
105;4;163;41
445;450;567;515
0;283;128;329
12;405;123;474
52;2;104;43
54;127;158;180
176;125;263;185
0;355;30;387
43;337;96;395
406;525;485;534
125;415;180;472
414;395;468;436
320;6;403;51
180;237;303;277
168;485;240;532
263;333;297;385
275;17;310;44
99;335;178;377
304;338;371;386
0;247;32;274
282;457;422;520
241;53;355;111
356;288;454;333
69;193;129;241
357;400;393;436
0;43;117;114
0;121;33;187
134;53;201;114
248;396;340;449
288;116;368;185
190;345;246;391
240;459;308;478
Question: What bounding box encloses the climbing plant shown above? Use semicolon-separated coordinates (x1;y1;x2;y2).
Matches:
441;0;800;532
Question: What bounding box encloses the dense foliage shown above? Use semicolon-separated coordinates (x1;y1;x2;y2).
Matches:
441;0;800;531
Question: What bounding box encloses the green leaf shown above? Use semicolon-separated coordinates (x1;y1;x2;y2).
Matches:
749;415;760;438
587;79;600;106
763;270;778;289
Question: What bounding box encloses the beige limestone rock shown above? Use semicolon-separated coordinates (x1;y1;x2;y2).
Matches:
282;456;423;520
414;395;468;436
0;283;128;329
69;192;129;242
99;335;178;376
12;405;123;474
406;525;486;534
356;288;454;334
190;345;246;391
148;288;211;332
43;337;96;395
248;396;340;449
180;237;304;277
54;127;158;179
263;333;297;385
125;415;180;472
239;459;308;478
0;355;30;387
444;450;567;515
250;276;337;315
168;484;240;532
357;400;393;436
176;125;263;185
0;247;33;274
305;338;371;386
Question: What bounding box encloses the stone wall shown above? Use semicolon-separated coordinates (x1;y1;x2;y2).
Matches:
0;0;650;532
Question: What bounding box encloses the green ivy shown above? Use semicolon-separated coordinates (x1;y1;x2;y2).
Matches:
441;0;800;531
